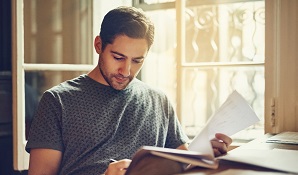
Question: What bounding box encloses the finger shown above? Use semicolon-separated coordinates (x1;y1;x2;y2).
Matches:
213;148;222;157
111;159;131;170
215;133;232;146
211;140;228;155
105;159;131;175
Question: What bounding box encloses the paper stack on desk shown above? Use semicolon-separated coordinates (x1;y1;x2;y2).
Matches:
219;148;298;174
266;131;298;144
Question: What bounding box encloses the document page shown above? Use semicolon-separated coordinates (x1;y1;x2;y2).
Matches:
266;132;298;144
213;169;291;175
219;149;298;174
188;90;260;155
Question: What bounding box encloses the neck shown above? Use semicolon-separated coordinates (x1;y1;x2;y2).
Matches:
87;65;104;84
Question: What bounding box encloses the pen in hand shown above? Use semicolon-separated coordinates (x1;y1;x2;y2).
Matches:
109;159;128;170
109;159;117;163
101;159;121;175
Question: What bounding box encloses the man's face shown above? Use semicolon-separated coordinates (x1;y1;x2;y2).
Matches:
94;35;149;90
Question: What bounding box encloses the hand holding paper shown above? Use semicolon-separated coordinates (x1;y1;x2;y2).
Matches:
125;90;260;174
188;90;260;156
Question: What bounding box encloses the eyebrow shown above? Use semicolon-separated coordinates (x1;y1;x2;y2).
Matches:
111;51;145;60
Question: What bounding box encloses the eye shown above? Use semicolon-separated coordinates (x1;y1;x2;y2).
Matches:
133;59;144;64
113;56;124;61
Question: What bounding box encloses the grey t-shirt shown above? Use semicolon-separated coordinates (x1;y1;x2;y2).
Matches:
26;74;188;174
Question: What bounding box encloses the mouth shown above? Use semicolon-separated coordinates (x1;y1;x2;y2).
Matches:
114;76;129;84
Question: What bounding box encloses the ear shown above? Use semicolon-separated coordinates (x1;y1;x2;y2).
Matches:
94;36;102;54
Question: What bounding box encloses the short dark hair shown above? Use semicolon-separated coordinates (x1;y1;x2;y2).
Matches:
99;6;155;50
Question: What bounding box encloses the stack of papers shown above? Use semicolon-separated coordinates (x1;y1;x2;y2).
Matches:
266;132;298;144
219;148;298;174
214;169;292;175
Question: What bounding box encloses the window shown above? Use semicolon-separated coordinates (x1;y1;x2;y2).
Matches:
23;1;94;128
13;0;94;169
136;0;265;141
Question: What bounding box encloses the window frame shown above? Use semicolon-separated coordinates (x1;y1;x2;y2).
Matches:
12;0;29;169
12;0;95;170
264;0;298;133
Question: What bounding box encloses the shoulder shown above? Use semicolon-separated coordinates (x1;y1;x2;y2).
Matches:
47;74;89;94
39;74;92;103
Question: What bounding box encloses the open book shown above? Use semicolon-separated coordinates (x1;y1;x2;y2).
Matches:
126;90;260;172
126;146;218;173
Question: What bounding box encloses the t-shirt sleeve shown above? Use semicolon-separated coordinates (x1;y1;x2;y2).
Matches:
164;98;189;149
26;91;64;153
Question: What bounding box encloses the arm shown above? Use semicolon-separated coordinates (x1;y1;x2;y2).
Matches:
28;148;62;175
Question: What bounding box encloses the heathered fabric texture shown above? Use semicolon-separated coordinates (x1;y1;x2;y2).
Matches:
26;74;188;174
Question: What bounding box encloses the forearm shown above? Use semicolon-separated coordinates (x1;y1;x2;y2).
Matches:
28;149;62;175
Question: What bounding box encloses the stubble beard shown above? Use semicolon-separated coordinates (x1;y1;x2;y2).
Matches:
98;64;132;90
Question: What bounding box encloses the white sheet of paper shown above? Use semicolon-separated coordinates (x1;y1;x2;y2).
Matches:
219;149;298;174
266;132;298;144
188;90;260;155
213;169;291;175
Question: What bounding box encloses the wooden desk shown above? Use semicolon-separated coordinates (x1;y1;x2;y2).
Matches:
180;134;298;174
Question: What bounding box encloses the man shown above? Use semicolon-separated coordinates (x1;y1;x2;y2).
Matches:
26;6;232;175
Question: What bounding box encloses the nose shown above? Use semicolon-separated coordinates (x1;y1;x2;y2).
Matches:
119;60;131;77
